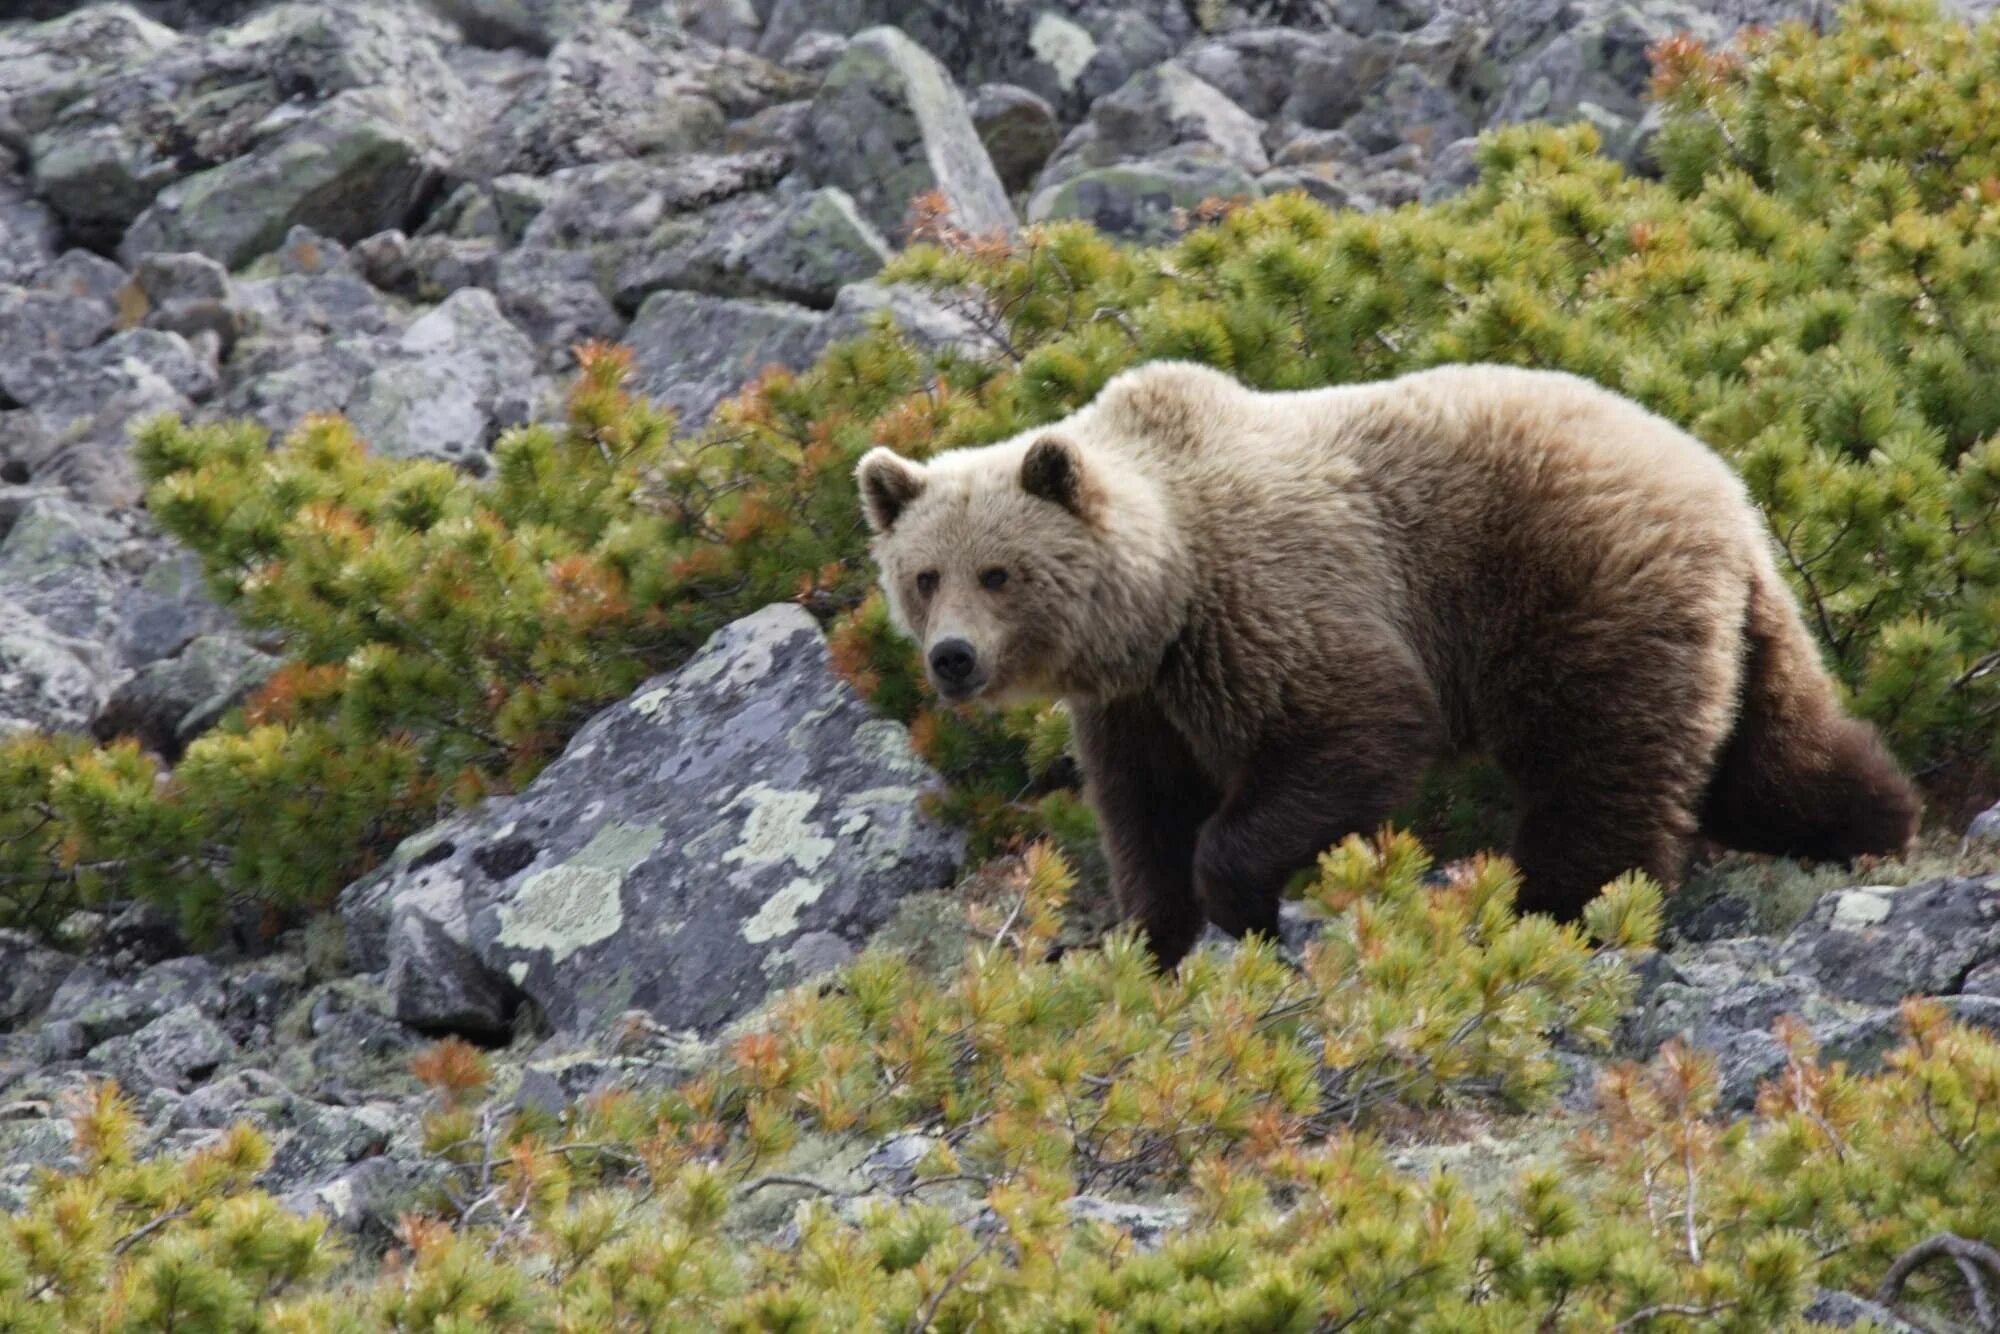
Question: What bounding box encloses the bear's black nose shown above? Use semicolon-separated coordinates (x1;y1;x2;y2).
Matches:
929;638;978;686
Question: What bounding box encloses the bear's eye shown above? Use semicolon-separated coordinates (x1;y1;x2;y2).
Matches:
979;567;1009;591
915;570;939;597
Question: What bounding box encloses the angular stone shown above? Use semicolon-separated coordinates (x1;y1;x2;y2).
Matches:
970;84;1061;196
470;30;725;176
0;932;73;1030
625;288;830;426
121;90;439;270
1041;62;1267;196
340;604;961;1039
429;0;630;54
91;634;278;759
88;1004;235;1094
618;186;889;312
345;287;537;470
804;26;1016;241
1029;150;1263;244
494;246;624;358
1779;877;2000;1006
0;5;182;150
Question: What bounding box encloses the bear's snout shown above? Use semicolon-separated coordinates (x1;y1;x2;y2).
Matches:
928;638;982;695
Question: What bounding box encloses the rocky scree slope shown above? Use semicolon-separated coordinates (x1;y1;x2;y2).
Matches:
2;0;2000;1273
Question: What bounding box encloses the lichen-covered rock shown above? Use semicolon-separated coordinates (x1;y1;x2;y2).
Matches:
86;1003;235;1094
0;932;73;1030
803;26;1017;241
493;245;624;360
0;250;126;375
1778;877;2000;1006
0;164;61;287
1039;62;1268;195
1487;0;1717;164
469;30;725;176
1029;150;1263;243
344;286;536;471
970;83;1061;196
339;603;962;1039
428;0;630;54
90;633;278;759
625;288;830;425
1966;800;2000;851
618;186;889;311
120;90;441;269
0;5;181;151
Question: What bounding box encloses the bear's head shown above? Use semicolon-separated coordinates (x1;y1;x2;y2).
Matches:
855;429;1182;706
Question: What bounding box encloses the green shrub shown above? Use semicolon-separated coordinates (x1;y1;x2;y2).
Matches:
5;0;1998;934
7;840;2000;1330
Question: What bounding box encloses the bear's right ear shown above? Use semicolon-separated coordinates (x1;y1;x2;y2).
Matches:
856;447;927;534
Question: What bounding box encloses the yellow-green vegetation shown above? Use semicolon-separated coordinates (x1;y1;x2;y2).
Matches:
4;0;1999;934
5;837;2000;1330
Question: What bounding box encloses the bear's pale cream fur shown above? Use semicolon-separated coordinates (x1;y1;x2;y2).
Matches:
859;361;1920;963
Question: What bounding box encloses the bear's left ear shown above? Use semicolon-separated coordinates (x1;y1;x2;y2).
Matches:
1021;435;1097;522
856;447;927;534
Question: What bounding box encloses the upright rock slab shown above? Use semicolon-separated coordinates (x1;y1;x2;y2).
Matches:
340;604;961;1039
804;26;1016;241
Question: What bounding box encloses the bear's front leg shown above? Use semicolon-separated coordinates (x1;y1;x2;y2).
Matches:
1193;690;1442;945
1070;695;1221;968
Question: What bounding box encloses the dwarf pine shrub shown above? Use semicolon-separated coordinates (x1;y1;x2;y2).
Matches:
6;840;2000;1330
3;0;1998;933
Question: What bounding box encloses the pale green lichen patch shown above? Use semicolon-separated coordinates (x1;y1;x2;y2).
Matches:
496;822;664;963
1830;888;1896;929
852;719;931;779
723;784;834;873
743;876;826;944
630;686;672;721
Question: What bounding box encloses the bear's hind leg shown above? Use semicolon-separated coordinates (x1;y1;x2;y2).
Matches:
1509;791;1698;919
1071;696;1221;968
1491;605;1739;920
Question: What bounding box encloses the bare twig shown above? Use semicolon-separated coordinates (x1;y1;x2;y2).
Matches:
1875;1232;2000;1330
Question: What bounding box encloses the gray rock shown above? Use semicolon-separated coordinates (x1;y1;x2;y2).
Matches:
280;1154;415;1239
1029;150;1263;243
87;1003;235;1094
626;288;830;425
1066;1196;1187;1250
0;933;73;1030
970;84;1061;196
339;603;962;1039
823;282;986;358
428;0;629;53
494;246;624;359
1719;994;2000;1108
1966;800;2000;850
0;167;61;286
1801;1289;1923;1332
1182;28;1394;133
1040;62;1269;194
120;89;442;270
804;26;1017;242
779;31;850;77
0;600;115;735
0;250;126;375
471;30;725;176
29;3;467;252
0;6;182;151
345;287;536;470
1487;0;1719;165
133;251;245;351
618;187;889;312
517;153;788;251
90;634;278;759
1779;878;2000;1006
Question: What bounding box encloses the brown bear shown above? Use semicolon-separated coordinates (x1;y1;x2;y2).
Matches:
856;360;1921;965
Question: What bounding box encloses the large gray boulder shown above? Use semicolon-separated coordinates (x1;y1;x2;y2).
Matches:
344;287;536;470
340;603;962;1040
119;91;441;270
27;3;468;255
803;26;1016;241
0;6;181;152
625;288;831;425
1778;877;2000;1006
1038;62;1269;192
617;186;890;311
